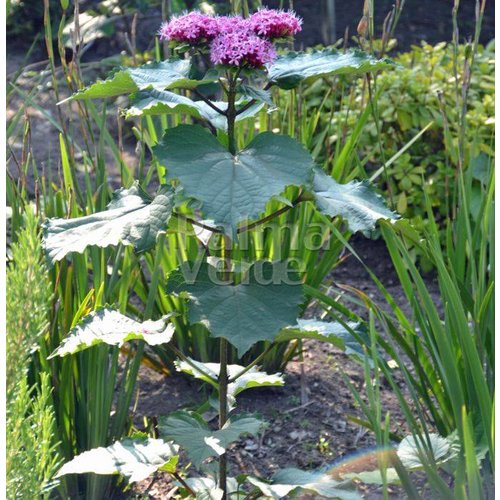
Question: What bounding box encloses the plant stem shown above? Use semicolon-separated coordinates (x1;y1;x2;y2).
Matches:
217;76;239;495
227;343;276;383
218;337;229;498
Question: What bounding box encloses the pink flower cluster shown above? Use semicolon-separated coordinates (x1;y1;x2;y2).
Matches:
210;30;277;67
247;8;303;40
159;11;219;44
159;9;302;68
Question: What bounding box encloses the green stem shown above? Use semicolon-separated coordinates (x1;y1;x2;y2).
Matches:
227;343;275;383
218;337;229;498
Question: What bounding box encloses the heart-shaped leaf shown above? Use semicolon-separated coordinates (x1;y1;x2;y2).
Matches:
63;59;214;102
159;411;264;467
312;169;398;234
127;89;264;131
248;468;361;499
268;48;397;90
176;358;284;409
397;434;452;469
276;319;368;360
49;309;176;358
42;183;173;263
154;125;314;237
56;437;179;483
166;261;303;355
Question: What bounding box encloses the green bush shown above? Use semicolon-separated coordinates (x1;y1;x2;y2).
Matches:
306;41;494;267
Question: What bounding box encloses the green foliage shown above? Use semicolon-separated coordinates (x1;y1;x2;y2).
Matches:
307;41;494;266
7;373;62;499
6;210;51;392
167;261;304;355
43;183;174;264
268;48;397;90
6;213;61;498
155;125;315;237
56;437;179;483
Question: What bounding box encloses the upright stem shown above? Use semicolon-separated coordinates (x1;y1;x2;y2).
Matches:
218;75;239;498
218;337;229;497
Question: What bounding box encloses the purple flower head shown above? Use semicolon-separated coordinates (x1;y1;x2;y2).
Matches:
248;8;302;39
215;15;249;34
210;27;277;68
159;11;219;45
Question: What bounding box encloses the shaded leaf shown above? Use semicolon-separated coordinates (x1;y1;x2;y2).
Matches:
56;437;179;483
159;411;264;467
127;90;264;131
312;169;397;234
268;48;397;90
154;125;314;237
248;468;361;499
43;183;173;263
166;261;303;355
49;309;175;358
237;84;276;109
63;59;213;102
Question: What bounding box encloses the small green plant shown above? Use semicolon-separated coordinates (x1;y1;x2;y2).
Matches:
42;8;398;498
6;211;61;498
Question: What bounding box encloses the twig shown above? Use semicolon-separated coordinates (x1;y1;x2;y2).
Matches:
192;89;227;115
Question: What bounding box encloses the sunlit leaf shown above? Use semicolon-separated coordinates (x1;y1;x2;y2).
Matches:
248;468;361;499
159;411;264;467
166;261;303;355
268;48;397;90
49;309;176;358
276;319;368;360
56;437;179;483
63;59;214;102
181;477;241;500
42;183;173;263
312;169;398;234
397;434;452;469
154;125;314;237
176;358;284;408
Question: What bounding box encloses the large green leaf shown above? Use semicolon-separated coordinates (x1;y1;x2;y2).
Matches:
166;261;303;355
248;468;361;499
63;59;213;102
56;437;179;483
42;183;173;263
127;89;264;131
267;48;396;90
154;125;314;237
276;319;368;360
312;169;397;234
49;309;175;358
159;411;264;467
176;358;284;409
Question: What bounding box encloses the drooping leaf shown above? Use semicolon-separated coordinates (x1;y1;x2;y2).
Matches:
63;59;215;102
159;411;264;467
312;169;398;234
55;437;179;483
127;90;264;131
154;125;314;237
276;319;368;360
268;48;396;90
49;309;176;358
176;359;284;408
166;261;303;355
43;183;173;263
248;468;361;499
